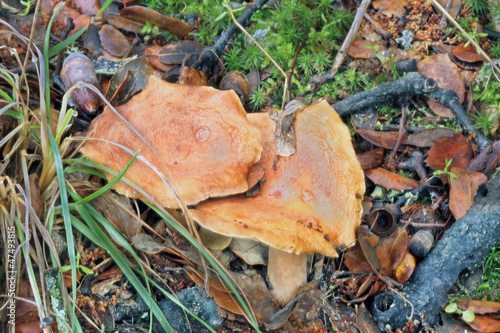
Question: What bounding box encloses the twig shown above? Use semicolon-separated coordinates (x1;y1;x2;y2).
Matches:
387;105;407;168
308;0;372;90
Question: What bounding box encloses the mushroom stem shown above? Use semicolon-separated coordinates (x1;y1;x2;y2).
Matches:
267;247;307;304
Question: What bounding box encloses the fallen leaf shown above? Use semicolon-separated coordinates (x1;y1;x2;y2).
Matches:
425;133;473;177
357;148;385;170
365;167;419;191
372;0;409;18
467;315;500;332
348;40;387;59
159;40;205;65
405;128;457;147
98;24;130;58
456;299;500;315
449;167;488;219
393;250;415;283
357;129;407;150
120;6;192;38
229;239;268;265
376;228;409;275
468;140;500;173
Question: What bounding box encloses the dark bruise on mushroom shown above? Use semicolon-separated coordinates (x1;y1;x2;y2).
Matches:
81;75;262;208
190;100;366;303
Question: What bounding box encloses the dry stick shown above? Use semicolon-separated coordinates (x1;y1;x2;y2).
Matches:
387;105;406;169
308;0;372;90
432;0;500;78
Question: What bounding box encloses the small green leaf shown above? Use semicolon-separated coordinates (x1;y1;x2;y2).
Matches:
445;302;458;313
462;310;475;323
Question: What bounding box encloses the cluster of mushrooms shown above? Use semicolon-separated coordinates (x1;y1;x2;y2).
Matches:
81;75;366;304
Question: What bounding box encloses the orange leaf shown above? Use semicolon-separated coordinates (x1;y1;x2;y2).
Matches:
365;167;419;191
357;130;407;150
456;299;500;315
357;148;385;170
467;315;500;332
449;167;488;219
425;133;473;182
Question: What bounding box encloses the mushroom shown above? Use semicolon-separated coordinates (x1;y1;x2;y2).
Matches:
81;75;262;208
190;100;365;304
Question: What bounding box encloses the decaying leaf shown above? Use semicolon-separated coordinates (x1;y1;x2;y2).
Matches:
357;129;408;150
269;99;307;158
357;148;385;170
468;140;500;174
159;40;205;65
425;133;474;180
365;167;419;191
405;128;457;147
372;0;409;18
348;40;387;59
98;24;130;58
449;167;488;219
120;6;192;38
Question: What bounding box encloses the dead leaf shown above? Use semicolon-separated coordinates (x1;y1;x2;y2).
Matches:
120;6;192;38
405;128;457;147
348;40;387;59
365;167;419;191
159;40;205;65
393;250;415;283
98;24;130;58
269;99;307;157
145;46;175;72
435;0;461;18
449;167;488;219
418;54;465;117
179;66;208;86
468;140;500;173
229;239;268;265
92;192;142;239
425;133;474;182
357;148;385;170
467;315;500;332
452;43;485;64
372;0;409;18
104;57;152;105
376;228;408;275
456;299;500;315
357;129;408;150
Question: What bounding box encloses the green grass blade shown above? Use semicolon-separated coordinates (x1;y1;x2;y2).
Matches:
73;152;138;205
47;133;81;333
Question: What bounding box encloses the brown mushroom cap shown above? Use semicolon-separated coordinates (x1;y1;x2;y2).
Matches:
81;75;262;208
190;100;366;257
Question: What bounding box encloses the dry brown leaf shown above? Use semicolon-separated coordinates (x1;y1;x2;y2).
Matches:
468;140;500;174
449;167;488;219
365;167;419;191
357;129;407;150
357;148;385;170
348;40;387;59
456;299;500;315
120;6;192;38
372;0;409;18
405;128;457;147
425;133;473;181
98;24;130;58
467;315;500;332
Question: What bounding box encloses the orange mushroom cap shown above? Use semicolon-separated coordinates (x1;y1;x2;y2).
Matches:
81;75;262;208
190;100;366;257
